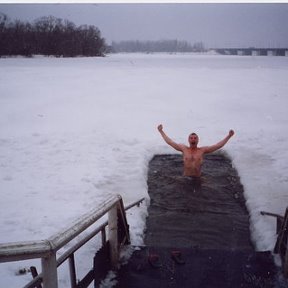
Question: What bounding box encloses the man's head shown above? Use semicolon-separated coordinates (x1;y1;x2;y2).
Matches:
188;133;199;147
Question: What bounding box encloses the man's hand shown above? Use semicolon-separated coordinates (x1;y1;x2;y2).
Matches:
157;124;163;132
229;130;235;137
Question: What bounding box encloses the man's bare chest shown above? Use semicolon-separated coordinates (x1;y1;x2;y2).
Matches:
183;149;204;162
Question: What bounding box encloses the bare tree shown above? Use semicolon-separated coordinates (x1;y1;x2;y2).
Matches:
0;13;107;57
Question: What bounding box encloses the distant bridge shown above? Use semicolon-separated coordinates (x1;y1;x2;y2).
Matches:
213;48;288;56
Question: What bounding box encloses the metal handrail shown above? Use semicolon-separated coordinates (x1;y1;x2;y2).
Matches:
49;194;122;251
0;240;51;263
260;210;284;220
0;194;120;262
0;195;146;288
261;207;288;277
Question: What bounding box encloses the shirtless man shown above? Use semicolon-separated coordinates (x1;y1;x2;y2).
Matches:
157;124;235;177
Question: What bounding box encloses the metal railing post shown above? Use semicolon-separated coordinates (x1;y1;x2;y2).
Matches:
68;254;77;288
41;252;58;288
108;204;119;270
284;238;288;278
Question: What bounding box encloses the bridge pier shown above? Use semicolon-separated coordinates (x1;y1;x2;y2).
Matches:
268;50;276;56
252;50;260;56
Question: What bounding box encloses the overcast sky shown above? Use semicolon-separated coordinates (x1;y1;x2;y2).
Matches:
0;3;288;48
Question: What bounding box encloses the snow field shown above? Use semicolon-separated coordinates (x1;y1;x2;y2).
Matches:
1;53;288;287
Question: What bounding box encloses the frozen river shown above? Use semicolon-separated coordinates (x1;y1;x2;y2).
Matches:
1;53;288;287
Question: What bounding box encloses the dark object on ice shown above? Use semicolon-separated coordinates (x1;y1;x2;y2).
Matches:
145;153;253;250
171;250;185;265
148;253;162;269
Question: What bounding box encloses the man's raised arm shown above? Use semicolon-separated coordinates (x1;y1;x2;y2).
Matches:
203;130;235;154
157;124;183;152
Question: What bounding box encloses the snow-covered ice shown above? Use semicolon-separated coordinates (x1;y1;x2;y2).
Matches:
1;53;288;287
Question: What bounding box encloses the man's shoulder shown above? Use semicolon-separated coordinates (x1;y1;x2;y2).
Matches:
198;146;212;154
179;143;189;150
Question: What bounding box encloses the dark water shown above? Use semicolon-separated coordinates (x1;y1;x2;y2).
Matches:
145;153;254;250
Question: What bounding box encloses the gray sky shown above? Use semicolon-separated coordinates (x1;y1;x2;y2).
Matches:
0;3;288;48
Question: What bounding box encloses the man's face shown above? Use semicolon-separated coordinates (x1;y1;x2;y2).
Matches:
188;133;199;147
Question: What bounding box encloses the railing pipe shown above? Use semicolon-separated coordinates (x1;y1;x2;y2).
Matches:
0;240;51;263
124;197;145;211
57;221;108;267
23;275;42;288
108;204;119;270
49;194;121;251
260;211;284;220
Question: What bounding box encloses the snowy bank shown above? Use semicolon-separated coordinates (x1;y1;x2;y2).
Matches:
1;53;288;287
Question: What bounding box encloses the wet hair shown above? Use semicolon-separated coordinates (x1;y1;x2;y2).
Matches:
189;133;198;138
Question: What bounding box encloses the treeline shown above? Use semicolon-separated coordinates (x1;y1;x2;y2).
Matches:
0;13;107;57
111;40;206;53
